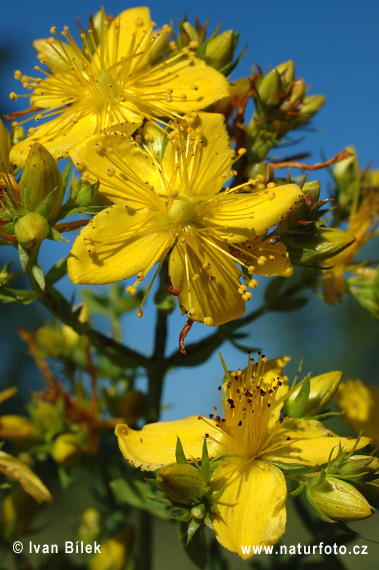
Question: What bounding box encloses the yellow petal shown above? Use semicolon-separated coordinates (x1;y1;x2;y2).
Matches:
169;235;245;326
265;418;371;466
162;113;233;197
134;58;230;117
10;111;98;168
115;417;222;471
211;458;287;559
204;184;304;242
68;205;171;285
107;7;152;64
244;239;293;277
0;387;18;405
0;450;52;503
69;129;163;207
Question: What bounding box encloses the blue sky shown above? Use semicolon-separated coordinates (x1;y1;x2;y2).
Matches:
1;0;379;421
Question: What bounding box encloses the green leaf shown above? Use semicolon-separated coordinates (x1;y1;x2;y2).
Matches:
0;287;37;304
110;478;171;520
31;264;46;291
18;242;29;271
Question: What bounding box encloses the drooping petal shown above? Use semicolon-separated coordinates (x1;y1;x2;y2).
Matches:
169;234;245;326
203;184;304;243
68;205;171;285
10;111;98;168
264;418;371;466
0;450;52;503
239;238;293;277
115;416;222;471
210;458;287;559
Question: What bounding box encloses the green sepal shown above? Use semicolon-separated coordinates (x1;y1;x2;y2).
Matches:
30;264;45;291
17;242;29;271
179;522;207;569
175;437;187;465
283;373;310;417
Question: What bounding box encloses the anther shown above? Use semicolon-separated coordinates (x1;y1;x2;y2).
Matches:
137;309;143;318
257;256;267;266
247;265;255;274
202;261;211;270
249;279;258;289
203;316;213;326
95;141;104;153
107;168;115;177
267;191;275;200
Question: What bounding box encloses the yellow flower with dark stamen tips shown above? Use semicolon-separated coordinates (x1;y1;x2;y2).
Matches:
9;7;230;167
115;355;370;558
67;113;303;326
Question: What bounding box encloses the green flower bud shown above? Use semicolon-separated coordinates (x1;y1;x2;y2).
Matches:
348;266;379;320
50;433;84;465
284;226;355;264
19;143;63;220
281;79;306;112
257;68;282;107
204;30;235;71
14;212;50;249
301;371;342;416
307;475;374;522
181;21;199;43
0;415;41;443
69;179;109;209
157;464;207;505
35;325;64;356
9;123;25;146
296;95;326;124
191;503;207;520
32;399;63;432
339;455;379;481
276;60;295;88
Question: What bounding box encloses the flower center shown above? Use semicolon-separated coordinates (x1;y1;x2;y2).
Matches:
168;196;197;224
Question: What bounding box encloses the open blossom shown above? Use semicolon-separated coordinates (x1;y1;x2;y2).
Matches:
115;355;370;558
67;113;302;326
9;7;230;167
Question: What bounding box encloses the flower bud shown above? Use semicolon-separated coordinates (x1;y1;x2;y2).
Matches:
181;21;199;43
297;95;326;124
204;30;235;71
284;227;355;264
257;68;282;107
157;464;207;505
19;143;63;220
303;372;342;416
307;476;373;521
276;60;295;88
14;212;50;248
32;399;63;432
50;433;84;465
339;455;379;481
336;379;379;446
281;78;306;112
0;415;40;443
9;123;25;146
35;325;64;356
347;266;379;321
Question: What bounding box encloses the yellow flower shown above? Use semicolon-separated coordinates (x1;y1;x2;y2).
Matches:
336;379;379;446
9;7;230;167
115;355;370;558
67;113;302;326
322;188;379;305
0;450;52;503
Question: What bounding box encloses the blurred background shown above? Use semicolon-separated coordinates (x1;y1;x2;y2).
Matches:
1;1;378;568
